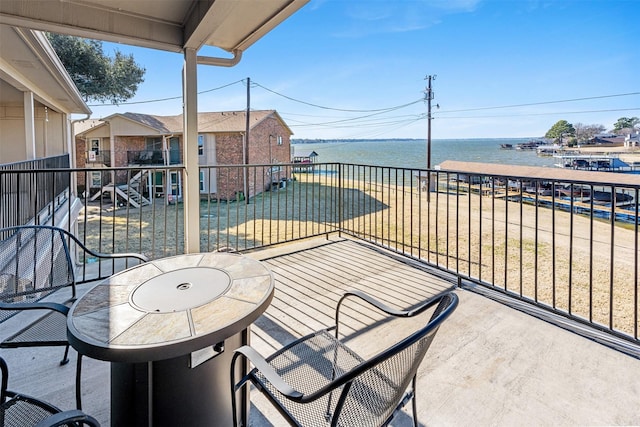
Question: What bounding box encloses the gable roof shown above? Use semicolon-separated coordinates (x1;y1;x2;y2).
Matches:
73;119;103;135
85;110;293;136
292;148;318;158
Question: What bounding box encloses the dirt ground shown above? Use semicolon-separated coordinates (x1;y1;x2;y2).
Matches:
79;172;639;337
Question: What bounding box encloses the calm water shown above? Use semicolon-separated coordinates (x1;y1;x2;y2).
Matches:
292;138;557;169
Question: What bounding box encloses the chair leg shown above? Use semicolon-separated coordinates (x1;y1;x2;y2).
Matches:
231;353;238;427
411;376;418;427
60;344;70;365
76;353;83;410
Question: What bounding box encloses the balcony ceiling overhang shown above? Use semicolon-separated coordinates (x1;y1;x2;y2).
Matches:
0;24;91;114
0;0;309;54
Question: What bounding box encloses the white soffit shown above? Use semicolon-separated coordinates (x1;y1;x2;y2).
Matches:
0;24;90;113
0;0;309;53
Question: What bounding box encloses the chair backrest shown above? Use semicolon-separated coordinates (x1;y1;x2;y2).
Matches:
332;292;458;426
0;226;75;322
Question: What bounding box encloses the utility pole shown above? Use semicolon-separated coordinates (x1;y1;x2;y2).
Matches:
425;74;436;170
425;75;436;200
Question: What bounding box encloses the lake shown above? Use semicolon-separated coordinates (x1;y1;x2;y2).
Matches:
291;138;557;169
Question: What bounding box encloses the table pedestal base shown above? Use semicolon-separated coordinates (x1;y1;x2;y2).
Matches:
111;330;248;426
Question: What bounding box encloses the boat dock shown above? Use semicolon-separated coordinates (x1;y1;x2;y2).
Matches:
436;161;639;224
554;153;640;173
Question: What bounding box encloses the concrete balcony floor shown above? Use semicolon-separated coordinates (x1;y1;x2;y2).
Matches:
1;235;639;426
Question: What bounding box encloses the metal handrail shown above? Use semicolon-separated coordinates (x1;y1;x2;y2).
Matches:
1;161;638;346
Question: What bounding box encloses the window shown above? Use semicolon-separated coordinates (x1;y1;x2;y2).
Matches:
169;171;180;196
146;137;162;151
90;171;102;187
277;136;283;145
90;138;100;153
199;171;205;191
198;135;204;156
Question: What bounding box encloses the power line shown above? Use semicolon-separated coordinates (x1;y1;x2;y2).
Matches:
289;116;421;129
437;92;640;114
87;79;244;107
86;76;640;136
252;81;423;113
435;107;640;119
282;111;422;127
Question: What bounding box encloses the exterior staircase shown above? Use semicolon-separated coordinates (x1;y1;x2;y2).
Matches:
90;171;151;208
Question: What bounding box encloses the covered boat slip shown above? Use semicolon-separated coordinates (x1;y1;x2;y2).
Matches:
436;160;639;222
438;160;640;186
1;236;639;425
553;154;639;173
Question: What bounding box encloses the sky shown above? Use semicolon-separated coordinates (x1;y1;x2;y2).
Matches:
88;0;639;140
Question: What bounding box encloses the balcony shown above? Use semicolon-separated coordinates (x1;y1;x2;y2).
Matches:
1;161;639;425
1;235;639;425
127;149;181;165
85;150;111;166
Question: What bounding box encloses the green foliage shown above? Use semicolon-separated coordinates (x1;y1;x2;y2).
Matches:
544;120;575;142
612;117;639;132
48;33;145;104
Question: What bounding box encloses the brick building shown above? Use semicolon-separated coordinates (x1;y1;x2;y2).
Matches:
76;110;292;201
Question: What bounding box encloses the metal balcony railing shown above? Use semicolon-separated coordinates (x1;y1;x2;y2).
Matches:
0;155;70;229
1;161;638;348
336;164;639;348
85;150;111;166
127;150;181;165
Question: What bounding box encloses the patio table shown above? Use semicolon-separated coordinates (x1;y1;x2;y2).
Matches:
67;252;274;426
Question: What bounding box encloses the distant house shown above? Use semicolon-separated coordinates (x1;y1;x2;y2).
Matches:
75;110;292;201
591;135;625;146
625;132;639;148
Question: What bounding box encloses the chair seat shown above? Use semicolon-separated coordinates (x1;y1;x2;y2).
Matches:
0;225;148;412
232;291;459;427
1;356;100;427
1;308;69;348
253;329;366;426
0;394;61;427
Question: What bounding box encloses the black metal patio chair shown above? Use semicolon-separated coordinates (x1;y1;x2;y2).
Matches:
230;290;459;427
0;225;148;409
0;356;100;427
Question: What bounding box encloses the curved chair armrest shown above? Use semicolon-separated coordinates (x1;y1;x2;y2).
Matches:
335;289;456;334
336;290;409;319
0;301;69;315
62;229;149;263
35;409;100;427
88;251;149;263
233;346;303;400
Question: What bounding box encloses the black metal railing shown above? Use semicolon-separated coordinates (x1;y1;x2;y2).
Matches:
85;150;111;166
0;155;70;229
127;150;181;165
199;163;340;251
1;160;638;347
336;164;639;346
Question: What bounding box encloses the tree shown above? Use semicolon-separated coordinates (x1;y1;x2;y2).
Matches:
574;122;606;143
545;120;575;143
612;117;639;133
47;33;145;104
